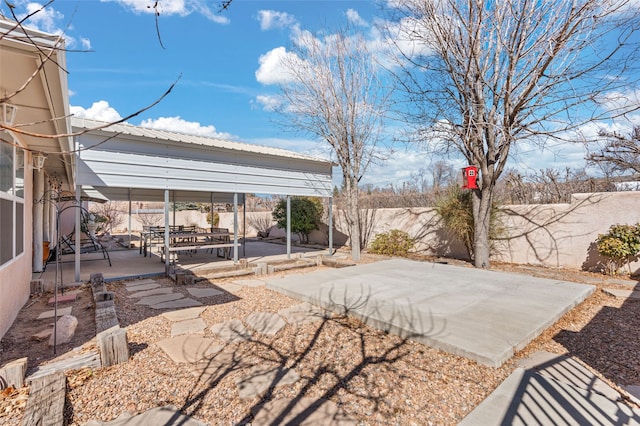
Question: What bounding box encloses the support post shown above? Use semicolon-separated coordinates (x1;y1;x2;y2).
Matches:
128;188;132;249
43;179;50;244
74;183;81;282
286;195;291;259
33;168;44;272
233;192;239;263
164;189;170;275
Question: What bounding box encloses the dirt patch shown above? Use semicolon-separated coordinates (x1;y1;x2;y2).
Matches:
0;284;97;375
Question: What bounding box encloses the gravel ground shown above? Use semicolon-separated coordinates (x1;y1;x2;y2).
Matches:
2;257;640;425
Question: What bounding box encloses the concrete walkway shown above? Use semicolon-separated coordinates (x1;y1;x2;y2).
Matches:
266;258;595;367
460;351;640;425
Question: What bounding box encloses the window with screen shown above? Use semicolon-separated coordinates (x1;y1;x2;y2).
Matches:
0;136;25;266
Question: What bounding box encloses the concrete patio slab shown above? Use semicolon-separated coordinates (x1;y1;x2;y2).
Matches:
210;319;251;343
161;307;206;322
460;353;640;425
85;405;207;426
36;306;72;320
157;334;223;364
245;312;286;336
136;293;183;306
266;259;595;367
186;287;224;298
171;318;207;337
150;298;203;310
127;287;174;299
236;365;300;399
251;398;357;425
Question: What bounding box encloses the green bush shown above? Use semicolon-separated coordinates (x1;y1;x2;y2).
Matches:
272;197;323;244
596;224;640;275
369;230;414;257
206;211;220;227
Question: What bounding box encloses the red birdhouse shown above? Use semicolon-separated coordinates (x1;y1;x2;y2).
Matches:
462;166;478;189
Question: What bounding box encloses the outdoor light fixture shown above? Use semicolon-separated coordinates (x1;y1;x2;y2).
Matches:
32;152;46;170
0;102;17;126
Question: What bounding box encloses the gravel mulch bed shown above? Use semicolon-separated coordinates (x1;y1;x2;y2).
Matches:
2;257;640;425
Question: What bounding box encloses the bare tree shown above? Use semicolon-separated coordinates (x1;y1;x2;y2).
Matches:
587;127;640;174
273;25;388;261
385;0;640;268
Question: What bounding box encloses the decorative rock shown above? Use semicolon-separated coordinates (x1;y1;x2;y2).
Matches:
191;351;250;383
48;315;78;346
236;365;300;399
171;318;206;337
37;306;72;320
245;312;286;336
186;287;223;298
157;335;223;364
251;398;358;425
219;283;242;293
210;319;251;343
234;279;266;288
161;307;206;322
32;325;54;342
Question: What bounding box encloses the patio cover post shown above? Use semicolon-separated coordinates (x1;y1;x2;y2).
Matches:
75;182;81;282
233;193;238;263
328;196;333;256
33;168;44;272
128;188;132;249
164;189;170;274
286;195;291;259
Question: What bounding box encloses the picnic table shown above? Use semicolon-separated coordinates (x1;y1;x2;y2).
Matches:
140;226;234;261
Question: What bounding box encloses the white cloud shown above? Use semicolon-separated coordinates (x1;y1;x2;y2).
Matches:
101;0;229;23
257;10;296;30
23;1;64;34
255;47;300;85
70;100;122;122
139;116;235;140
346;9;368;27
80;37;91;50
253;95;282;112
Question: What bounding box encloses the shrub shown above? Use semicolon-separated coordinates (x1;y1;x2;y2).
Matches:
206;211;220;227
596;224;640;275
369;229;414;257
272;197;323;244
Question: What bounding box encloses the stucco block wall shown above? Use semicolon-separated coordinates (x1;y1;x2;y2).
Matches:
0;164;33;339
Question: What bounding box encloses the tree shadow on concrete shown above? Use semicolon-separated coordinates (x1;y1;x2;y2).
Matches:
176;288;438;425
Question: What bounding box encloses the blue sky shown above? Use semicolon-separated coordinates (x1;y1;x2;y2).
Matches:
3;0;639;188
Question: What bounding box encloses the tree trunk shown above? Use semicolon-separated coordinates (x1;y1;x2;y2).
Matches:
346;180;362;261
472;187;492;269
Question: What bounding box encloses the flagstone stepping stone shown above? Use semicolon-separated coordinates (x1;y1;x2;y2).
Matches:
186;287;224;298
218;283;242;293
245;312;286;336
278;302;330;325
125;283;161;292
127;287;174;299
210;319;251;343
251;397;358;425
32;325;54;341
37;306;72;320
191;350;252;384
157;334;223;364
47;293;77;306
161;307;206;322
171;318;207;337
136;293;184;306
234;279;266;287
603;288;640;300
150;298;203;310
85;405;207;426
625;385;640;405
125;278;158;287
236;365;300;399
